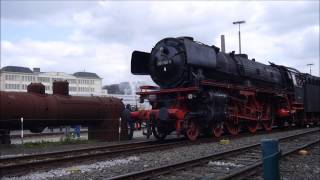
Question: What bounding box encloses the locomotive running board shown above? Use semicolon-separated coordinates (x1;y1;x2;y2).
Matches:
201;80;288;95
137;86;199;95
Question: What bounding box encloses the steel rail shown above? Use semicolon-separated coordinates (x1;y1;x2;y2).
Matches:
0;126;296;163
0;138;182;167
218;139;320;180
107;128;319;180
0;139;157;162
0;126;307;164
1;135;233;176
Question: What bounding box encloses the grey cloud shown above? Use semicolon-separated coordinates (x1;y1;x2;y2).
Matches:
0;1;98;25
1;1;319;83
71;2;253;48
252;1;319;35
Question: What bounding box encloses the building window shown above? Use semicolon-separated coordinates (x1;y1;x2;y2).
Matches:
21;84;28;90
5;74;20;81
5;84;20;89
38;77;50;82
67;79;76;84
69;86;77;92
52;78;63;82
22;76;35;82
77;86;93;92
77;79;94;85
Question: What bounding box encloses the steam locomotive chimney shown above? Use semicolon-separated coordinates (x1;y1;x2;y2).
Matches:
221;35;226;53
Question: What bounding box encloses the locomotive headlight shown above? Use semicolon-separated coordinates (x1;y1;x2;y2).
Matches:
188;94;193;99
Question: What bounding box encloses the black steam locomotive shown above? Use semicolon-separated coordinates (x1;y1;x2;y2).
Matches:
130;37;320;140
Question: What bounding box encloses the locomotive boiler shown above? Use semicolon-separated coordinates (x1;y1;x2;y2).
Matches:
0;81;124;144
129;36;320;141
132;37;283;89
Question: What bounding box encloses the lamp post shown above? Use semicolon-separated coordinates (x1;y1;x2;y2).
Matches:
233;20;246;54
306;63;314;75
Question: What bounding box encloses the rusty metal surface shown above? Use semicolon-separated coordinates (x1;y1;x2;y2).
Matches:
52;81;69;95
0;88;124;130
27;83;45;94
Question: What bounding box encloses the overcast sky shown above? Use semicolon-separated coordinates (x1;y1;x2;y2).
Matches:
1;1;319;85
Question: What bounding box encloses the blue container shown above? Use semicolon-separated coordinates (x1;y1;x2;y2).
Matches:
261;139;280;180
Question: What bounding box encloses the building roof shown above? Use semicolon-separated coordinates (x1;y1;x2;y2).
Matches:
73;72;100;79
1;66;33;73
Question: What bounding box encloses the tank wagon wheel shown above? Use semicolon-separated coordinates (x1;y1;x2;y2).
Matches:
150;113;167;140
185;119;199;141
212;123;224;137
262;105;274;131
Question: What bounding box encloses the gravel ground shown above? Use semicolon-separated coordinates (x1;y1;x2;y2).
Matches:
2;127;318;180
279;143;320;180
251;142;320;180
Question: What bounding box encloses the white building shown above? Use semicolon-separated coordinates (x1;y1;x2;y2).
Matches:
0;66;107;96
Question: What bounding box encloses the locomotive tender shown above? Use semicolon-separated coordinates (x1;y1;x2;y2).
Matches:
129;36;320;140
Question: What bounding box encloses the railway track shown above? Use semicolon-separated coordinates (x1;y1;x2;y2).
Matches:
107;128;319;180
0;127;318;177
0;138;181;176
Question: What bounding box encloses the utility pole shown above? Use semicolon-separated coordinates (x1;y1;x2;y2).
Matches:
306;63;314;75
233;20;246;54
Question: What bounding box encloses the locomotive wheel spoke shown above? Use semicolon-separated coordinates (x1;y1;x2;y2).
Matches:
185;120;199;141
262;104;274;131
225;119;239;135
152;125;167;140
262;119;273;131
246;120;259;133
212;123;223;137
150;114;167;140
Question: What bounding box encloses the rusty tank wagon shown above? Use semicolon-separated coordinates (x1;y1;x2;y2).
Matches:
0;81;127;144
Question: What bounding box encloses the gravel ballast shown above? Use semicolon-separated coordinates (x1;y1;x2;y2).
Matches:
2;127;319;180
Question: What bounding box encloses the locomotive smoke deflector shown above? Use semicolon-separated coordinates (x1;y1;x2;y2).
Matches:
131;50;150;75
183;38;217;69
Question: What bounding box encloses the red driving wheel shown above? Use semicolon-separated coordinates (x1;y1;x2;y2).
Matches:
185;120;199;141
212;123;223;137
247;120;259;133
